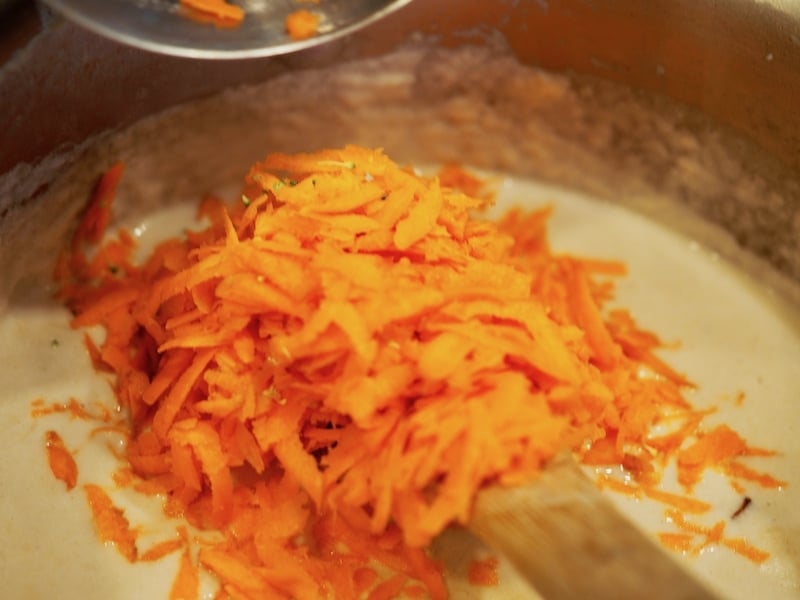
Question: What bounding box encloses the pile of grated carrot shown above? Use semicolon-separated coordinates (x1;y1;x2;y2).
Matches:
43;146;784;599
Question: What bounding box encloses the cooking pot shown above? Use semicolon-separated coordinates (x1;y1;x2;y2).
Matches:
0;1;798;598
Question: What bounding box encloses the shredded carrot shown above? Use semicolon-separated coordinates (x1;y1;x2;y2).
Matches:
722;460;786;490
641;487;712;515
596;475;711;514
677;425;782;490
285;9;319;40
170;548;200;600
353;567;378;595
141;538;186;562
437;164;490;199
84;484;138;562
74;162;124;246
45;430;79;490
467;556;500;586
44;146;786;597
32;397;112;422
113;467;137;487
657;532;694;553
595;474;640;497
404;584;428;598
721;537;771;564
179;0;244;24
664;509;771;563
367;574;407;600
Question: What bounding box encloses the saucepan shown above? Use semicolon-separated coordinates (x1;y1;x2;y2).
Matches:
0;1;798;599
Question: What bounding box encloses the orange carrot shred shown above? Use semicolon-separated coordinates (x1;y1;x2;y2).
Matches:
657;532;694;553
664;509;771;564
141;538;186;562
42;146;787;598
170;549;200;600
721;537;771;564
641;487;712;514
84;484;138;562
33;397;111;422
285;9;319;41
75;162;124;246
180;0;244;23
367;573;407;600
353;567;379;595
45;430;79;490
722;461;787;489
467;556;500;586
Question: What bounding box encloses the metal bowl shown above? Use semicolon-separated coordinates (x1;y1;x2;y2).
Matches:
41;0;412;58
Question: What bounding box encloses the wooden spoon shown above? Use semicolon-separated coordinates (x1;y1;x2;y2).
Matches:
470;453;721;599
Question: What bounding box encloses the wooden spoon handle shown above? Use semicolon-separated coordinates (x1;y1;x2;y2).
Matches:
469;454;720;600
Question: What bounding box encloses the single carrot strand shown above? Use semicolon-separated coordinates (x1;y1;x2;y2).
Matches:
45;430;79;490
367;574;407;600
641;486;711;514
285;10;319;41
563;258;620;368
84;484;138;562
32;397;111;421
141;538;186;562
180;0;244;23
74;162;124;246
596;476;711;514
721;537;770;564
467;556;500;586
657;532;694;552
169;549;200;600
723;461;787;489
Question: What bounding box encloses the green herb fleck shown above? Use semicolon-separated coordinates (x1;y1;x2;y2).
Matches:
50;338;60;348
241;194;252;207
